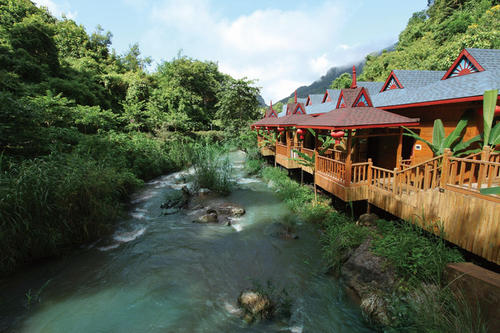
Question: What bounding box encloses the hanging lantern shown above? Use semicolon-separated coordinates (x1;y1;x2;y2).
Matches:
296;128;304;135
278;127;284;132
330;130;345;138
299;135;304;140
330;130;345;145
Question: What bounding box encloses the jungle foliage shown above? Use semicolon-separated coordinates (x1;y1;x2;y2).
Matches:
0;0;260;274
360;0;500;81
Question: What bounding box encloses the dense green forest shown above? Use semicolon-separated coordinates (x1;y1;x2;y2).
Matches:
360;0;499;81
0;0;260;274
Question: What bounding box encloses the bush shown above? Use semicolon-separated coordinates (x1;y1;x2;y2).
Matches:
191;143;232;194
321;213;371;272
372;220;464;286
245;158;263;175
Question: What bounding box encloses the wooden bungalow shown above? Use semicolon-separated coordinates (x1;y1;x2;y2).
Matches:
252;48;500;265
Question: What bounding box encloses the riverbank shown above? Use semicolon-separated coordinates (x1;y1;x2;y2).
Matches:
0;150;375;332
249;157;488;332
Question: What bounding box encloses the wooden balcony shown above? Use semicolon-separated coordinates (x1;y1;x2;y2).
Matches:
314;155;370;202
309;147;500;265
275;143;301;169
257;136;275;156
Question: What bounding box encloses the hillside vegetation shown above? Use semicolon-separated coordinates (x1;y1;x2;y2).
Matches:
360;0;499;81
0;0;260;274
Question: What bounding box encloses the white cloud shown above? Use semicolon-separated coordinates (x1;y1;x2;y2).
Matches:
33;0;77;19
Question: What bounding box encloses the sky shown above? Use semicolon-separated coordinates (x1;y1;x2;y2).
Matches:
33;0;428;102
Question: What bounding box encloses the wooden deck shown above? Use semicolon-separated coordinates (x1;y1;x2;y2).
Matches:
257;136;275;156
275;143;301;169
272;145;500;265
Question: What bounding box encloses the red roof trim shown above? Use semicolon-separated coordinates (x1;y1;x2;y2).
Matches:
294;103;306;114
267;107;278;117
379;95;491;110
321;90;329;103
297;122;420;130
441;49;485;80
336;91;346;109
306;96;311;106
352;87;373;107
380;70;404;92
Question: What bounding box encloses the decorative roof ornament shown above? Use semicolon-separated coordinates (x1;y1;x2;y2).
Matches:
380;70;404;92
442;49;484;80
351;65;357;89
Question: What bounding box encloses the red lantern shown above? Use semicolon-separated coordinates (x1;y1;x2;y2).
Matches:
330;130;345;138
299;135;304;140
296;128;304;135
278;127;284;132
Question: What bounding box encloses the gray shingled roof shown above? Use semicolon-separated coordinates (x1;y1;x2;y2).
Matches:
392;70;446;89
307;94;324;105
305;102;336;115
325;89;341;104
372;69;500;107
358;81;384;95
467;48;500;71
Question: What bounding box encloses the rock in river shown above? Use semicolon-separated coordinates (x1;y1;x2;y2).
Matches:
238;290;274;323
215;202;245;217
194;209;218;223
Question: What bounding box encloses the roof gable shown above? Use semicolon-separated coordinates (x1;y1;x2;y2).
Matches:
353;88;373;107
336;92;346;108
294;103;306;114
442;48;485;80
381;70;403;92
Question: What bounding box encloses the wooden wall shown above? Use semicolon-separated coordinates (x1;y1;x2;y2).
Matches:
388;101;482;162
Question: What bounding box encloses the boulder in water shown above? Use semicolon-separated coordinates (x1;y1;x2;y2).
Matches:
161;187;191;210
238;290;274;323
194;209;218;223
215;202;245;217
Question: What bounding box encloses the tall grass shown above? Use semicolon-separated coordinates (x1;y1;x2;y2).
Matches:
372;219;464;286
0;154;141;274
0;131;196;275
191;143;233;194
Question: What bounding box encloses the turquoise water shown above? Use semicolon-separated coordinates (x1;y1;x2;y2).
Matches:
0;152;374;332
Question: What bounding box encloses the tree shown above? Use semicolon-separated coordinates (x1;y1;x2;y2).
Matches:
215;77;260;136
330;73;352;89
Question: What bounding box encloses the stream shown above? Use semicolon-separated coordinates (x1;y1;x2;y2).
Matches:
0;151;374;333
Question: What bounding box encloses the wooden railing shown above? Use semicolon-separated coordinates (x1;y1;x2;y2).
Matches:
324;148;347;162
351;161;371;185
445;155;500;200
301;147;314;158
396;155;442;195
290;146;301;160
317;155;346;182
371;166;396;192
276;143;288;157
